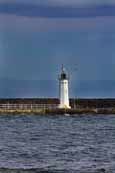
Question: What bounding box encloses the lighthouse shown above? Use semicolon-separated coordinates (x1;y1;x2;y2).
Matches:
58;65;71;109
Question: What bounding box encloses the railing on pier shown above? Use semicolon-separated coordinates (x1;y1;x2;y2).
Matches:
0;104;59;109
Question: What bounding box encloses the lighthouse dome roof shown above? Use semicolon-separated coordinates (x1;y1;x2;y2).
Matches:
59;65;69;80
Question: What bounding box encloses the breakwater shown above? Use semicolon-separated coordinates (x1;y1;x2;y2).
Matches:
0;98;115;114
0;108;115;115
1;98;115;107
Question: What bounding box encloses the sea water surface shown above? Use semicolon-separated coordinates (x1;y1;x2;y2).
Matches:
0;114;115;173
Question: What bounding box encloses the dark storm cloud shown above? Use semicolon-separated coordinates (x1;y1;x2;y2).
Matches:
0;3;115;18
0;0;115;6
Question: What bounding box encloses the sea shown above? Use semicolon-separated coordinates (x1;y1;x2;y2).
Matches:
0;114;115;173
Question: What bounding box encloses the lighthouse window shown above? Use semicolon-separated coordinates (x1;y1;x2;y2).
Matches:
61;73;67;79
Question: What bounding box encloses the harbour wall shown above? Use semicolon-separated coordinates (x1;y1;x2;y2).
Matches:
0;98;115;108
0;98;115;114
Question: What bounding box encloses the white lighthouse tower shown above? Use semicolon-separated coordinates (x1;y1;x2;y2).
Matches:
58;65;71;109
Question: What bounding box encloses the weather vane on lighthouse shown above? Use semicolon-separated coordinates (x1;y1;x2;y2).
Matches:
58;65;71;109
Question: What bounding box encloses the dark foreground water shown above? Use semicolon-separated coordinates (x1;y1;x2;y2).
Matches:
0;114;115;173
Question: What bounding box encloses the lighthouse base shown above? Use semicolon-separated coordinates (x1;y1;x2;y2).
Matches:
58;104;71;109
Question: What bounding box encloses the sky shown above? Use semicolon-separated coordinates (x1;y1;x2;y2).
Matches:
0;0;115;98
1;0;115;5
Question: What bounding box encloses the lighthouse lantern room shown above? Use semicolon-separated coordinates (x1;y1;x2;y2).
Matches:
58;65;71;109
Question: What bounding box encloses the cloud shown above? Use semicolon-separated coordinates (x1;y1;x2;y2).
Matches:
0;14;115;33
0;0;115;6
50;0;115;6
0;3;115;18
0;0;41;4
47;0;115;6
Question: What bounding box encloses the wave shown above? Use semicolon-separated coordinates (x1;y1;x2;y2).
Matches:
0;167;109;173
0;168;72;173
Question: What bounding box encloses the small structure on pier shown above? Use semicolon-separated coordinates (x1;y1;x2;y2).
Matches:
58;65;71;109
